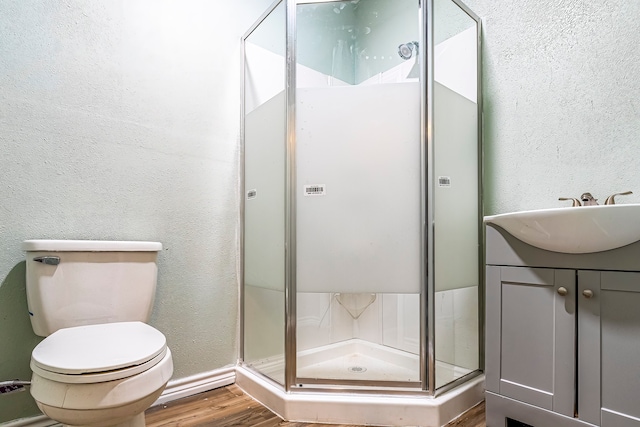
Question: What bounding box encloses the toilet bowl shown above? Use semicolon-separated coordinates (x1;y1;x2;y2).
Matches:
23;240;173;427
29;322;173;427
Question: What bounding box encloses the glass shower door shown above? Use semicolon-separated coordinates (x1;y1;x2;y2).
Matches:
241;0;483;395
293;0;424;387
432;0;481;389
242;1;287;385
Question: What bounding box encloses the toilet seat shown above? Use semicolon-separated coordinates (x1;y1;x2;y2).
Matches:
31;321;167;384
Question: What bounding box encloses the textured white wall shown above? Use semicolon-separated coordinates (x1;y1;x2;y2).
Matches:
3;0;637;422
462;0;640;214
0;0;271;422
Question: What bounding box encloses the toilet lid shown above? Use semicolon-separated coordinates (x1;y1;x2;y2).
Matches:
31;322;167;375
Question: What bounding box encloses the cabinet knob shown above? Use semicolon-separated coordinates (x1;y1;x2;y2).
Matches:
583;289;594;299
557;287;568;296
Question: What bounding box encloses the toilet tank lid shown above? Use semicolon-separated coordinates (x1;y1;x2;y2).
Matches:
22;240;162;252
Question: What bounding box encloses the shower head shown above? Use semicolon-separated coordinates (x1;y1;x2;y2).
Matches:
398;41;419;60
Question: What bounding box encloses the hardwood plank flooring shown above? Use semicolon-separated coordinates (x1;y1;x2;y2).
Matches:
145;385;485;427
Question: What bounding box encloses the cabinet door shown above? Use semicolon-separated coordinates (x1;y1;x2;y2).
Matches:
579;271;640;427
486;266;575;416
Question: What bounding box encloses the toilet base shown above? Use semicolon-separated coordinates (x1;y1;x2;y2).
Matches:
36;389;162;427
31;348;173;427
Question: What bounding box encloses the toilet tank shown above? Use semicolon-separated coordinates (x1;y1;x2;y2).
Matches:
22;240;163;337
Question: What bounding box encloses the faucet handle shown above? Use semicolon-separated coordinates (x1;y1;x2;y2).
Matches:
604;191;633;205
559;197;582;207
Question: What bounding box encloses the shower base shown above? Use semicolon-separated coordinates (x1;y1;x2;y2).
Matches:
249;339;473;386
297;339;473;387
238;340;484;426
297;339;420;382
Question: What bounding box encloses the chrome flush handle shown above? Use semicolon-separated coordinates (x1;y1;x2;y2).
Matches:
33;256;60;266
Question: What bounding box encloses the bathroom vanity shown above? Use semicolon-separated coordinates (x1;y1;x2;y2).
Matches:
485;223;640;427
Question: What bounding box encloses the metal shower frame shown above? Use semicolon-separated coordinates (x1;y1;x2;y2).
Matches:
239;0;483;398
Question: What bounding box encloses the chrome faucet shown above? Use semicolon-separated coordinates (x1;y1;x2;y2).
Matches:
558;193;597;207
560;191;633;207
580;192;599;206
558;193;598;208
604;191;633;205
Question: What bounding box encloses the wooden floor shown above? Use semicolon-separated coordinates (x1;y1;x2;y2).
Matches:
145;384;485;427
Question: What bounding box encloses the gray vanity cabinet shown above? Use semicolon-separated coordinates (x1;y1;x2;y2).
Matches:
485;266;576;418
581;270;640;427
486;225;640;427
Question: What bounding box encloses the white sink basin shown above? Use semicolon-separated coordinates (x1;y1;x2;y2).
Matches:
484;204;640;253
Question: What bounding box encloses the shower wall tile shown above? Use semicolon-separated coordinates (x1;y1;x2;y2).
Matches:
453;286;479;370
435;290;456;364
435;287;479;370
297;293;333;351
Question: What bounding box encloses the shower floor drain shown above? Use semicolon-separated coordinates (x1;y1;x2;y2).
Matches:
347;366;367;373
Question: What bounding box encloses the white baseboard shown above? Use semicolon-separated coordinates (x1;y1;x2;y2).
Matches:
152;366;236;406
1;366;236;427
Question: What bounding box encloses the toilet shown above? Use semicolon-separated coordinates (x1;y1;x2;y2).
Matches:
23;240;173;427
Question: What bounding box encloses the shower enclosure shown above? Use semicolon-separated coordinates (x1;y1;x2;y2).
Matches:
241;0;482;422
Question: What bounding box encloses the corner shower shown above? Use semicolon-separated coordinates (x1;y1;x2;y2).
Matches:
240;0;482;424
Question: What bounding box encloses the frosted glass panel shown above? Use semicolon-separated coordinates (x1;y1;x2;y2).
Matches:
243;2;285;385
433;82;478;292
244;92;286;292
296;83;421;294
433;0;479;388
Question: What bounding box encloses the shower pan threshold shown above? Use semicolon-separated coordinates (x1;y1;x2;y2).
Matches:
236;367;483;426
237;342;484;426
